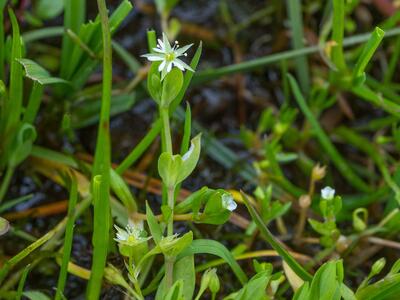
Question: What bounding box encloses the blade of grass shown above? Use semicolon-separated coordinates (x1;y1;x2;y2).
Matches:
331;0;346;71
22;26;64;43
23;82;44;125
86;0;112;297
352;27;385;80
16;265;30;300
335;127;400;204
241;192;312;281
193;27;400;84
351;84;400;118
287;74;370;192
3;8;23;149
55;177;78;300
384;35;400;84
60;0;86;78
0;219;66;285
286;0;310;94
0;0;6;81
179;239;248;284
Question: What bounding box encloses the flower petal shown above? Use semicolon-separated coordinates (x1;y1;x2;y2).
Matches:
157;38;164;49
175;44;193;56
158;60;166;72
162;32;172;52
174;58;194;72
167;61;173;72
142;53;164;61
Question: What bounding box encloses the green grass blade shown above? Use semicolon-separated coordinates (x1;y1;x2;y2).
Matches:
351;85;400;118
331;0;346;71
0;1;6;81
193;26;400;85
286;0;310;94
23;26;64;43
23;82;44;125
384;36;400;83
87;0;113;297
55;177;78;300
241;192;313;282
16;265;31;300
60;0;86;78
288;74;370;192
4;8;23;138
179;239;248;284
335;127;400;204
353;27;385;80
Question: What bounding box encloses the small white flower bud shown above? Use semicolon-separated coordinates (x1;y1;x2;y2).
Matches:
321;186;335;200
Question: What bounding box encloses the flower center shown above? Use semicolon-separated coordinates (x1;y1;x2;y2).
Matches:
166;52;175;62
127;235;136;243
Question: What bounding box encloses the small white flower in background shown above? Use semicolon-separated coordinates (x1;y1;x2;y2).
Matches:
142;32;194;79
114;221;149;246
321;186;335;200
222;194;237;211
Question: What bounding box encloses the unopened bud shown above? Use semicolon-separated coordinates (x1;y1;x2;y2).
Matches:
209;269;220;294
299;195;311;208
104;264;130;289
335;235;350;253
311;164;326;181
371;258;386;276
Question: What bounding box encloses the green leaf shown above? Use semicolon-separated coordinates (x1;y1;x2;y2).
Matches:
158;152;183;188
148;62;162;103
242;192;312;282
164;280;184;300
176;134;201;183
231;271;271;300
179;239;248;284
146;202;163;244
356;273;400;300
309;261;341;300
158;134;201;188
160;231;193;257
156;255;195;300
110;168;137;212
200;190;232;225
162;68;184;107
17;58;69;85
35;0;64;20
23;291;51;300
293;282;310;300
352;27;385;83
9;123;37;168
308;219;331;236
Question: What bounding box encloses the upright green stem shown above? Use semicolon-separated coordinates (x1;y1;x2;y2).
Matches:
160;106;175;289
161;107;173;153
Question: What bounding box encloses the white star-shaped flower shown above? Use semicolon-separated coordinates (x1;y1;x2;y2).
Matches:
321;186;335;200
114;221;149;247
142;33;194;79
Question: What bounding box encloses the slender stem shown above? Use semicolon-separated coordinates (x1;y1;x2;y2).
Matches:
165;256;175;289
167;187;175;236
161;104;175;289
161;107;173;153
